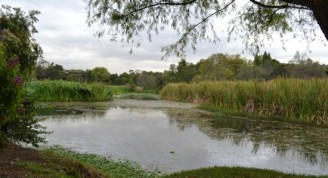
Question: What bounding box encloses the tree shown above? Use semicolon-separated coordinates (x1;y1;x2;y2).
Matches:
197;53;246;80
65;69;88;82
110;73;120;85
87;0;328;57
163;65;178;85
176;59;198;82
1;5;46;147
45;63;65;80
136;71;157;90
253;51;281;79
287;52;327;78
117;72;130;85
35;60;66;80
90;67;111;83
236;65;266;80
35;59;50;79
0;5;42;75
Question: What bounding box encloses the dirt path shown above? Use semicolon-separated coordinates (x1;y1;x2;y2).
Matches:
0;143;41;178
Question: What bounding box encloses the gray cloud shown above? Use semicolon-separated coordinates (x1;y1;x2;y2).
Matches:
2;0;327;74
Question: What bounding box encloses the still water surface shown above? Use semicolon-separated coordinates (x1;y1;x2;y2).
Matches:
38;99;328;175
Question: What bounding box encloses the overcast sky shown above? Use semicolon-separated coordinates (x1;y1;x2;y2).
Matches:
2;0;328;74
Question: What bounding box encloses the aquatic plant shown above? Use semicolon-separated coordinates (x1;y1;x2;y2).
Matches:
160;78;328;124
44;146;158;178
28;80;113;102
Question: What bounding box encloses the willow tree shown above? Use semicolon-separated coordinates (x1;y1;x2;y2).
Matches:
87;0;327;58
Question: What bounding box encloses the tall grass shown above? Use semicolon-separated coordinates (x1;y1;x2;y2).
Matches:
28;80;113;102
160;78;328;124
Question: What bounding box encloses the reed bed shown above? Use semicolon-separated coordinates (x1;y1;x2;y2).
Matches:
160;78;328;124
28;80;113;102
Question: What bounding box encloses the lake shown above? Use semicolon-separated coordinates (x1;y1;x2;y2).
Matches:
38;99;328;175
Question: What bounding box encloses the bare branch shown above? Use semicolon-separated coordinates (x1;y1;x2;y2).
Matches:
249;0;310;10
280;0;309;7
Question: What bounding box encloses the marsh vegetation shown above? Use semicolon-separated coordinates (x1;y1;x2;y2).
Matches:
28;80;114;102
161;78;328;125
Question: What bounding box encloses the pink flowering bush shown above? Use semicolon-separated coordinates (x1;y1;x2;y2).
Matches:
0;54;22;125
0;5;47;147
0;49;47;147
0;51;22;144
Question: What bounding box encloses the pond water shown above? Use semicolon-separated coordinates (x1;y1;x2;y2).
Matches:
38;99;328;175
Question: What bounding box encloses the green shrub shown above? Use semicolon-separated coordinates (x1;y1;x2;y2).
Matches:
0;5;47;147
0;50;47;147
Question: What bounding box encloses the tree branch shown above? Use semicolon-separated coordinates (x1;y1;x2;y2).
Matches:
122;0;197;18
176;0;236;45
249;0;310;10
280;0;309;7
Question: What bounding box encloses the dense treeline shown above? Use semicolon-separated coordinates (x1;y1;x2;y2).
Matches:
35;51;327;91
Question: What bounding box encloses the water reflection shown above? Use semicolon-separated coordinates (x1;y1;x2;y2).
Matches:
166;109;328;168
38;99;328;175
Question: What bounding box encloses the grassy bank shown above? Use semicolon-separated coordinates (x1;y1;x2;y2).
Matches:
164;167;325;178
27;80;113;102
2;144;325;178
160;78;328;124
7;147;327;178
16;147;327;178
38;146;157;178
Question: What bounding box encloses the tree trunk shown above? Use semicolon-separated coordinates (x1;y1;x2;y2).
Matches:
282;0;328;40
307;0;328;41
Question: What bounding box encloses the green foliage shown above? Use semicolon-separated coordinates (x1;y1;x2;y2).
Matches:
87;0;322;57
109;85;133;95
235;65;266;80
164;52;326;83
35;59;66;80
45;146;158;178
115;72;131;85
0;5;42;76
115;93;160;100
160;78;328;124
195;53;247;81
164;166;323;178
28;80;113;102
0;52;47;147
91;67;110;84
0;50;21;125
17;149;107;178
0;5;46;147
176;59;199;82
135;71;164;91
288;52;327;79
